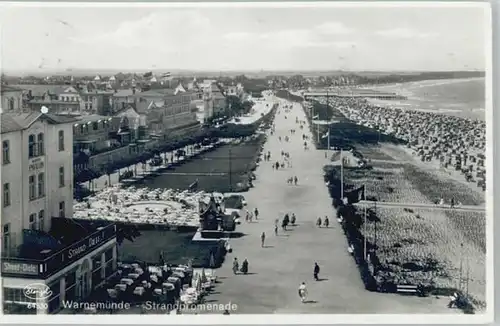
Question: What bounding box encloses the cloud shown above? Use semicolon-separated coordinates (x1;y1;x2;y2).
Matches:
223;32;253;41
71;11;214;52
314;21;353;35
222;22;355;49
375;28;438;39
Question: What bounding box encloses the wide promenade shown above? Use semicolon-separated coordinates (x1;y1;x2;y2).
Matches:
207;96;455;314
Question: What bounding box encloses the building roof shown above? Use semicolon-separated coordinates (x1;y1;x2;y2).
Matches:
213;92;226;100
1;85;23;93
0;114;22;133
11;84;68;97
1;112;79;134
135;88;175;97
113;89;136;97
113;105;140;116
75;114;109;124
28;99;80;104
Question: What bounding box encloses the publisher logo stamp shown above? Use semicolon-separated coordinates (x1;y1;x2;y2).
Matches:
23;283;52;300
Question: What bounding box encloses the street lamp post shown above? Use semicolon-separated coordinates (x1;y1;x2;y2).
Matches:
228;148;233;192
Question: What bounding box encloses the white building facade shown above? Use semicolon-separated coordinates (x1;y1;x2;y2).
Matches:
1;113;117;314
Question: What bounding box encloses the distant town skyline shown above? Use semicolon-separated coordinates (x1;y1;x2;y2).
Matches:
0;3;490;73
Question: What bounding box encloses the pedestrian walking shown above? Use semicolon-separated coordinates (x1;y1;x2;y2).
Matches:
323;216;329;228
314;262;320;281
261;232;266;247
317;217;322;228
450;197;455;208
274;224;278;236
241;259;249;274
254;207;259;220
283;214;289;230
232;258;239;274
298;282;308;303
294;176;298;185
291;213;296;225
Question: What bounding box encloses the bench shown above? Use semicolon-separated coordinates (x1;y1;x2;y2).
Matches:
396;284;419;295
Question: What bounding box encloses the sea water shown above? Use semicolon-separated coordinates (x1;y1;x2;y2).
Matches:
365;77;486;121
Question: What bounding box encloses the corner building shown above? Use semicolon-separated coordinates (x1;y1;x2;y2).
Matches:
1;112;117;314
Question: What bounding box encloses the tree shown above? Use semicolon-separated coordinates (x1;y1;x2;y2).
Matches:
116;223;141;246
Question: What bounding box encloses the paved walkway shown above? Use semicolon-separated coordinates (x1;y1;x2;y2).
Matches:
206;97;456;314
355;201;485;212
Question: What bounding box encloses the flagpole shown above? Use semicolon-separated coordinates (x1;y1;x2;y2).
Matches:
363;184;367;260
317;122;320;144
326;91;330;152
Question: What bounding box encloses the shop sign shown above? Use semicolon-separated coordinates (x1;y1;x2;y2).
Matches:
62;226;115;263
2;261;39;276
28;157;44;172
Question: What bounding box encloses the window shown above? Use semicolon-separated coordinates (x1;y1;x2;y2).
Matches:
58;166;65;187
65;271;77;302
28;175;36;200
29;213;36;230
80;125;84;134
58;130;65;151
3;183;10;207
37;133;44;156
92;254;103;287
38;210;45;231
3;287;36;304
92;122;98;130
28;134;35;158
8;98;14;111
59;201;65;218
47;281;61;313
2;140;10;164
37;173;45;197
2;224;10;254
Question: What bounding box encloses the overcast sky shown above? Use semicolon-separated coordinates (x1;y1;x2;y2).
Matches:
0;3;489;73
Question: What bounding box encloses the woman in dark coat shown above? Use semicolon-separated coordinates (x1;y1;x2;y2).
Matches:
240;259;249;274
283;214;290;230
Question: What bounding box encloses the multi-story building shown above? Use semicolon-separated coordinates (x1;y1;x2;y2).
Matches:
201;84;227;120
28;85;81;115
13;85;113;116
72;114;141;172
112;88;138;113
1;85;24;112
79;89;114;116
1;112;117;314
133;89;200;140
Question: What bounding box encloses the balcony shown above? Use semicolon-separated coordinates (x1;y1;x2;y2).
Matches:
1;219;116;279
